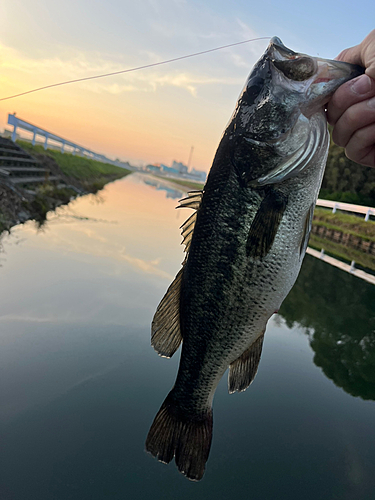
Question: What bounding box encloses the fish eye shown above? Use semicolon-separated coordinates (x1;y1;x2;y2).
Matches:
272;57;315;81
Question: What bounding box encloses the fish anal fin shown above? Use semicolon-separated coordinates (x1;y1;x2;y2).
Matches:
300;202;314;257
228;333;265;394
246;190;288;259
151;270;183;358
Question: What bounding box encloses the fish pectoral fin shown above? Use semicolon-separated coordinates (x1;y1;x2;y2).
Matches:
246;190;288;259
228;333;265;394
151;269;183;358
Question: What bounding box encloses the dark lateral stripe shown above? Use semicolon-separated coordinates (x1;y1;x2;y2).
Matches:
246;190;288;259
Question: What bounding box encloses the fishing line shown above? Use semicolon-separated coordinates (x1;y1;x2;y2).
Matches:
0;37;270;102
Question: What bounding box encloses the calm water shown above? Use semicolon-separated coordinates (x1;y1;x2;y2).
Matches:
0;173;374;500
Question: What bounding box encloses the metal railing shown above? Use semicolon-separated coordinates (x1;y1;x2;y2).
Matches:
7;114;132;170
316;198;375;221
306;247;375;285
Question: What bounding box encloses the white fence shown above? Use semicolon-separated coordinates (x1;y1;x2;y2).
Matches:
316;198;375;221
306;247;375;285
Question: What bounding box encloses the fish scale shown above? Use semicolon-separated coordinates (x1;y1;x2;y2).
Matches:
146;37;364;481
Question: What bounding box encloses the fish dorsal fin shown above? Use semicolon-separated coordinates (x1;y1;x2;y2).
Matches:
178;190;204;261
178;190;203;210
151;191;203;358
151;269;183;358
228;333;265;393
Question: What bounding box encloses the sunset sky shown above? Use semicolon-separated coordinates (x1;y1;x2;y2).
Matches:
0;0;373;171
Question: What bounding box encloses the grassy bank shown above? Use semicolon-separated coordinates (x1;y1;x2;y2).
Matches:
309;234;375;271
0;141;132;233
17;140;131;190
310;207;375;271
313;207;375;243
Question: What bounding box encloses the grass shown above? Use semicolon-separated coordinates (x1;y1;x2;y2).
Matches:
309;234;375;272
17;141;131;183
313;207;375;242
0;141;133;234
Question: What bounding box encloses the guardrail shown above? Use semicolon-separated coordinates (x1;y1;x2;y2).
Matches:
316;198;375;221
7;114;133;170
306;247;375;285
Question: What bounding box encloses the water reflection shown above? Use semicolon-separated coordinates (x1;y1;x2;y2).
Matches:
279;255;375;400
142;175;186;200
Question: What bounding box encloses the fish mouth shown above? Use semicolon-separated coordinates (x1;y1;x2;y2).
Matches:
268;36;297;58
307;57;364;110
267;37;364;111
313;58;364;86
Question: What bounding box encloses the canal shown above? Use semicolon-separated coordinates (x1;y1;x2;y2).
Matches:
0;173;374;499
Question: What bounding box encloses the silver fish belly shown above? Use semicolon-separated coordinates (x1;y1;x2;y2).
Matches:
145;37;363;481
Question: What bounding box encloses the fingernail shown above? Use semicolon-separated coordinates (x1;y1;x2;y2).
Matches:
368;96;375;109
351;75;372;95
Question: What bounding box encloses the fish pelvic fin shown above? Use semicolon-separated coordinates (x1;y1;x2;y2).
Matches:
145;391;213;481
246;190;288;259
151;269;183;358
228;333;265;394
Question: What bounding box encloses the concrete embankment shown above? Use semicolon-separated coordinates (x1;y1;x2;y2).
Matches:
0;139;132;233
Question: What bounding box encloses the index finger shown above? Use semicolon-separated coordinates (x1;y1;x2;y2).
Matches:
336;30;375;80
335;46;362;66
326;74;375;125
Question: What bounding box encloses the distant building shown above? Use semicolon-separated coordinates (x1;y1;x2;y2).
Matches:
172;161;188;174
161;165;179;175
190;168;206;182
146;164;161;173
146;160;206;183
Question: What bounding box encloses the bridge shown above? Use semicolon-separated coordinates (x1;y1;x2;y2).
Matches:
7;114;132;170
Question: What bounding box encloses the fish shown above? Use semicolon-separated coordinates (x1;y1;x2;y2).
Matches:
145;37;363;481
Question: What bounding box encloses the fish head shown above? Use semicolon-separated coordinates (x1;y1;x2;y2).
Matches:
228;37;364;185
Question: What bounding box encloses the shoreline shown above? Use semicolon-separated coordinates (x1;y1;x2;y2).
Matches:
0;141;131;234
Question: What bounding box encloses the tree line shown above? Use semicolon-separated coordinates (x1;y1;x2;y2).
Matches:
278;255;375;400
319;130;375;206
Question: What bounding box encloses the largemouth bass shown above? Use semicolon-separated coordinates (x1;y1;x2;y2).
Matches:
145;37;363;481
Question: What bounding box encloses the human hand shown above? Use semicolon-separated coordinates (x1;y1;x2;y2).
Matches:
326;30;375;168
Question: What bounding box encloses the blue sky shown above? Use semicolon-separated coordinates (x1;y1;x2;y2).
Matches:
0;0;373;169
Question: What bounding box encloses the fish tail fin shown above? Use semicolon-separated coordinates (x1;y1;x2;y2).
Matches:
145;391;213;481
